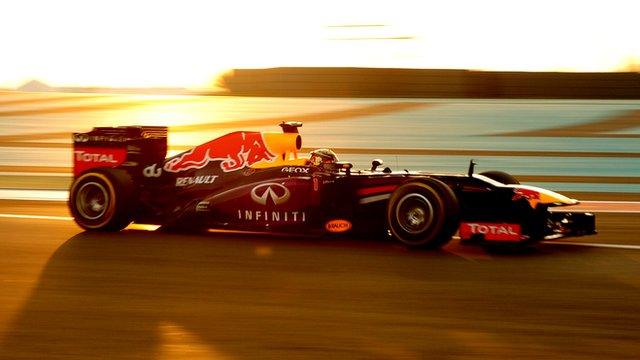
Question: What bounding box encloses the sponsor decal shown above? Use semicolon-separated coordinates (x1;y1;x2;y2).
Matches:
73;147;127;176
513;187;541;208
325;219;352;233
238;182;306;223
459;222;522;242
73;134;90;142
250;183;290;206
163;132;275;173
73;134;130;143
176;175;218;187
143;164;162;177
74;151;119;163
196;201;210;212
282;166;310;174
512;186;576;207
237;210;306;222
141;130;166;139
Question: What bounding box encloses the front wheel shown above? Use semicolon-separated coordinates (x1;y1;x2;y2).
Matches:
68;169;135;231
386;179;460;248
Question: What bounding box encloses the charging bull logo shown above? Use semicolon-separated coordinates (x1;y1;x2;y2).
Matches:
512;187;542;208
164;132;276;173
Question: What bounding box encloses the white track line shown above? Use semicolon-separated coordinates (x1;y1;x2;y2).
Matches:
542;241;640;250
0;172;70;177
0;189;68;201
583;201;640;204
0;213;72;221
550;200;640;214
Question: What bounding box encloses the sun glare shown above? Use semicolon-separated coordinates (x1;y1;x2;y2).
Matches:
0;0;638;89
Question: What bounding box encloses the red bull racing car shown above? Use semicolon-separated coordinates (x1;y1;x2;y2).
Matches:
68;122;596;248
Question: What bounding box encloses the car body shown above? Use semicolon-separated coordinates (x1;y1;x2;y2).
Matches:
68;122;596;248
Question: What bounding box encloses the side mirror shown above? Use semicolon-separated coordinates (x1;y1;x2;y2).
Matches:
339;162;353;175
468;159;476;177
371;159;384;172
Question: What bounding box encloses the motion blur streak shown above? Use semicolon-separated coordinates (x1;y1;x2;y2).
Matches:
0;213;72;221
0;94;638;197
158;322;228;360
497;109;640;138
543;241;640;250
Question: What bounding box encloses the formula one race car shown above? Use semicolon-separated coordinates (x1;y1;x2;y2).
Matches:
68;122;596;248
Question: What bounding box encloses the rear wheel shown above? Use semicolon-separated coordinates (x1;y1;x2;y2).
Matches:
68;169;135;231
480;171;519;185
386;179;459;248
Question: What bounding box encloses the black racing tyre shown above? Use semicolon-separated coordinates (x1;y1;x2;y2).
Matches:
68;169;135;231
386;179;460;248
480;171;520;185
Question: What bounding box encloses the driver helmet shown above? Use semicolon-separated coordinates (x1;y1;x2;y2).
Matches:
309;148;338;169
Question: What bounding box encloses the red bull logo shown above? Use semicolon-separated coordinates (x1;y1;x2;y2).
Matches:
163;132;276;173
512;187;542;208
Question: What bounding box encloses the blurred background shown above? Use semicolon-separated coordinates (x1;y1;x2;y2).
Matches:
2;0;640;89
0;0;638;199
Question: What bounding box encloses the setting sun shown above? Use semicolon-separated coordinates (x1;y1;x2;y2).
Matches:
1;0;639;89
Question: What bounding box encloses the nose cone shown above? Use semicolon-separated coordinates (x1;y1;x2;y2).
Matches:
510;184;579;208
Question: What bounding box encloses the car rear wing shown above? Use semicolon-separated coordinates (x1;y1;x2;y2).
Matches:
72;126;167;177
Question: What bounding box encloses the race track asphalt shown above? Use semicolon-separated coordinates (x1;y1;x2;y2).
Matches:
0;200;639;359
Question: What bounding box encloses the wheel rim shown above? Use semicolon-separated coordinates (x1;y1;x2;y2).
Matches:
395;193;434;234
76;181;109;220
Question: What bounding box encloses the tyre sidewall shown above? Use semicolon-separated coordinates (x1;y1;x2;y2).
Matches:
386;182;447;247
69;169;133;231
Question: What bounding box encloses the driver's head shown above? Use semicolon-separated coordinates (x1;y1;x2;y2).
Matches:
309;148;338;169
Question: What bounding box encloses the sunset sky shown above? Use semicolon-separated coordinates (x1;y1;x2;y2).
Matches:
1;0;639;89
